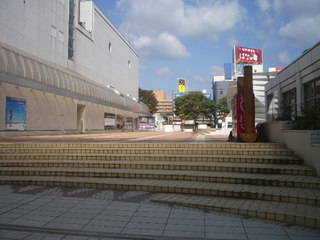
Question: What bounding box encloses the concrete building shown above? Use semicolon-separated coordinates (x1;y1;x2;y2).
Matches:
0;0;149;134
211;76;233;128
154;91;174;115
212;76;232;104
227;71;277;126
265;41;320;122
263;41;320;175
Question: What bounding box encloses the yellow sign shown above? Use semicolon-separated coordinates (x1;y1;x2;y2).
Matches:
179;79;185;93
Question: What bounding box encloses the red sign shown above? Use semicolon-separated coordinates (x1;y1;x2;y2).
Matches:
236;93;245;138
235;46;263;64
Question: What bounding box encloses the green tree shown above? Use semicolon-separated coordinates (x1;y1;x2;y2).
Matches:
217;96;230;117
139;88;158;114
174;92;216;126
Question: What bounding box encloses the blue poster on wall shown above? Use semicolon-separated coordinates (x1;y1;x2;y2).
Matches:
6;97;26;130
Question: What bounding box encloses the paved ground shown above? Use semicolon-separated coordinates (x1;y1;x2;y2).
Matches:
0;131;227;143
1;185;320;240
0;131;320;239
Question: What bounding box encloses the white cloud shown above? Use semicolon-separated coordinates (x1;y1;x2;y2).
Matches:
155;67;175;77
209;66;224;76
192;75;208;83
228;36;238;47
284;0;320;17
117;0;244;39
279;15;320;46
132;32;190;60
267;0;320;46
139;63;147;72
116;0;244;61
277;51;291;64
272;0;283;13
256;0;271;12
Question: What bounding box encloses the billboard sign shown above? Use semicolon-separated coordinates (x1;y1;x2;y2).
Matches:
269;67;284;72
6;97;26;130
178;79;186;93
224;63;232;79
235;46;263;64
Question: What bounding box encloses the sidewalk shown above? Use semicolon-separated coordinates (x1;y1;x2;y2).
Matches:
1;185;320;240
0;131;227;143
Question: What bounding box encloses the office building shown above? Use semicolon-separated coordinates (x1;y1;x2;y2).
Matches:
0;0;149;134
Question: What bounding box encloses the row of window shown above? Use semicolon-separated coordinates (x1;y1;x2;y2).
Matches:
304;78;320;111
51;26;65;43
282;78;320;116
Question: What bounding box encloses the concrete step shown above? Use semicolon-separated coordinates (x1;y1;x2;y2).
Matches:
0;153;303;165
0;147;294;156
0;142;287;149
0;160;315;176
150;193;320;229
0;176;319;206
1;141;318;228
1;167;319;189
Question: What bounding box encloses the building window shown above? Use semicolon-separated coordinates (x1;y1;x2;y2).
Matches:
108;42;112;52
219;89;223;95
58;31;64;42
51;26;57;38
304;78;320;111
282;88;296;118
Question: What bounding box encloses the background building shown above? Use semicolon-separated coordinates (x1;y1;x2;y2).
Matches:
0;0;148;134
154;91;174;115
212;76;232;105
211;76;233;128
227;71;277;124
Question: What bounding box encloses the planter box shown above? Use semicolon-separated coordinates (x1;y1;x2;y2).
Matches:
183;128;194;132
264;121;320;176
163;125;174;132
198;124;208;130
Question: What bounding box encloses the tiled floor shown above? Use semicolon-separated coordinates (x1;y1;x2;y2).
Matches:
0;185;320;240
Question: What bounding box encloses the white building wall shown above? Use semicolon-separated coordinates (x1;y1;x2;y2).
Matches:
74;5;139;98
0;0;147;134
0;0;68;67
0;0;139;98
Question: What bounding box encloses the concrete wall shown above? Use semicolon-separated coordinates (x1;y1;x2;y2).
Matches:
0;0;145;134
74;3;139;98
0;0;139;98
0;81;140;134
0;0;68;67
264;121;320;176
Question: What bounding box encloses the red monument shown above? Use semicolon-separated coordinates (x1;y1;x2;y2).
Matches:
239;66;258;142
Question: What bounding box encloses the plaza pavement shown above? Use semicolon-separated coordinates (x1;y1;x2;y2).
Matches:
0;131;226;143
0;131;320;239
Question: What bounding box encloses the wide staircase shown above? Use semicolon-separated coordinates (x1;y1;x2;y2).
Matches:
0;142;319;229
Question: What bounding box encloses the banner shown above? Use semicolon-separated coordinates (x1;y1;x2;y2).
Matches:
236;93;245;138
6;97;26;130
235;46;263;64
104;113;116;126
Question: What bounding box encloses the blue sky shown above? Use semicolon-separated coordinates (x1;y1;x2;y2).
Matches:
93;0;320;99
